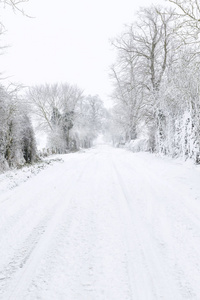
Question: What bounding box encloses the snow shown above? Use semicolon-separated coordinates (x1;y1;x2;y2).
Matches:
1;145;200;299
0;157;64;196
125;138;150;152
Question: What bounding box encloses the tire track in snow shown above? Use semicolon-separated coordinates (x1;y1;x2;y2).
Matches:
112;153;200;299
92;156;133;300
0;210;53;282
0;153;96;300
1;146;200;299
111;158;182;299
18;158;100;300
118;156;200;298
24;152;134;300
111;159;158;299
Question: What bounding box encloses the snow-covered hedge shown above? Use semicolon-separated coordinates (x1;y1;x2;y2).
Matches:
125;139;150;152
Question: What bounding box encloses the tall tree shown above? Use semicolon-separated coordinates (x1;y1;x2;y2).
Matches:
27;83;85;153
111;5;180;149
168;0;200;44
0;84;37;170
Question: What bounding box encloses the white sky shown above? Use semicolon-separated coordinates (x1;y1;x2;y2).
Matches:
1;0;164;107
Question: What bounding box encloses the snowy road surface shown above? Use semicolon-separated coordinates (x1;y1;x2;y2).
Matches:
1;145;200;299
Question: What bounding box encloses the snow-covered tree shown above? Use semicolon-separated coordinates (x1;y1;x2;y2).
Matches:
110;3;200;162
71;94;106;149
27;83;107;153
0;84;37;171
27;83;84;153
110;5;180;148
20;114;37;163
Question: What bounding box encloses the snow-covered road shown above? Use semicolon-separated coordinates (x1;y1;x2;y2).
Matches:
1;145;200;299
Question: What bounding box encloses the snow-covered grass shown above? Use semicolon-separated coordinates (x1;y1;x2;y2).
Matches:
0;156;64;197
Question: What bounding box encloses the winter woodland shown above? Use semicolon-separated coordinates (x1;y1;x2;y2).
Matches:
109;1;200;163
1;0;200;172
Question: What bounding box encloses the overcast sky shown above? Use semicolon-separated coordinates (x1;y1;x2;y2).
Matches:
1;0;164;106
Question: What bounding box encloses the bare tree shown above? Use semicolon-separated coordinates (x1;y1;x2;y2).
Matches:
111;5;179;148
168;0;200;22
110;62;145;142
112;6;178;94
168;0;200;44
2;0;30;15
27;83;84;153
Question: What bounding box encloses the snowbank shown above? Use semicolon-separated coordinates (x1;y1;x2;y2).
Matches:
0;157;64;197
